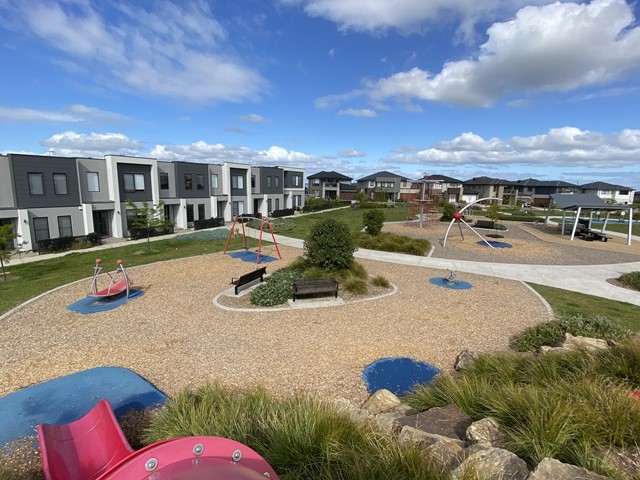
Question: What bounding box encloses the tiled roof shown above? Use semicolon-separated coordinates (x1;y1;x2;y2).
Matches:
307;171;352;181
357;170;410;182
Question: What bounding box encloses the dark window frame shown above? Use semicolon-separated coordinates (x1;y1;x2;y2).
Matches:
160;173;169;190
53;173;68;195
184;174;193;190
27;172;45;196
87;171;100;192
196;174;204;190
124;173;145;193
57;215;73;237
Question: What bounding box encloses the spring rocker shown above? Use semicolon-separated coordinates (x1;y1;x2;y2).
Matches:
89;259;133;299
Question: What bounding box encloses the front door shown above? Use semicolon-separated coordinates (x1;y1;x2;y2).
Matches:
33;217;50;250
92;211;111;237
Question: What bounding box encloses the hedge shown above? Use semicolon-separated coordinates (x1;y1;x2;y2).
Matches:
193;217;225;230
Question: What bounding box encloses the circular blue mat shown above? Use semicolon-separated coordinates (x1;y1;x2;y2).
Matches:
429;277;473;289
67;290;144;314
362;357;440;396
478;240;512;248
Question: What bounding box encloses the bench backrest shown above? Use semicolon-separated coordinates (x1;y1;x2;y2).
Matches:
239;266;267;282
294;278;337;287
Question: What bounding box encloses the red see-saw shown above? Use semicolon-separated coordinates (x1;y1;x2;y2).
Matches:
89;259;133;299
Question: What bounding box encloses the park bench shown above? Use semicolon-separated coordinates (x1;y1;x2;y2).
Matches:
231;266;267;295
292;278;339;302
475;220;495;229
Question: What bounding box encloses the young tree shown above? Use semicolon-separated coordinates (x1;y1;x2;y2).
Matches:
303;218;356;271
440;202;457;222
486;201;503;237
363;209;385;236
125;199;169;252
0;224;19;280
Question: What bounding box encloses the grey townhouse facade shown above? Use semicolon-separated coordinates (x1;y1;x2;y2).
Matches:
0;153;305;251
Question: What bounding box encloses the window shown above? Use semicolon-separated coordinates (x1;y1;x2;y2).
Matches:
184;174;193;190
124;173;145;193
198;204;205;219
53;173;68;195
232;201;244;216
294;175;302;187
211;174;219;189
87;172;100;192
57;216;72;237
186;204;194;223
266;176;272;188
275;176;279;188
293;195;302;207
160;173;169;190
232;175;244;189
196;174;204;190
275;198;280;210
251;175;256;188
33;217;50;243
28;172;44;195
313;178;320;185
267;199;272;213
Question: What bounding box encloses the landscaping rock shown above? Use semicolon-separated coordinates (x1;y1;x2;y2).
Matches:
397;425;466;449
560;333;609;352
527;457;609;479
330;397;372;424
466;417;509;447
452;447;528;480
387;403;418;416
428;439;466;470
361;389;401;414
397;405;473;441
372;410;406;434
597;446;640;478
455;348;479;371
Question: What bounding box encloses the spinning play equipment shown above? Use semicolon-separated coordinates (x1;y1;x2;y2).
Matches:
38;400;280;480
224;215;282;264
429;270;473;290
442;197;502;249
89;259;133;298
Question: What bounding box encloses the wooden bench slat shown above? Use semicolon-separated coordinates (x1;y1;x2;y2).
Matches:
231;266;267;295
292;277;338;302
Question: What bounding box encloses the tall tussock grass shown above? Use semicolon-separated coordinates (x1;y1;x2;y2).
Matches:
405;340;640;476
145;383;448;480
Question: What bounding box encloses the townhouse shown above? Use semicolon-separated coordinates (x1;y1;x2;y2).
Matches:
579;182;635;205
0;153;304;251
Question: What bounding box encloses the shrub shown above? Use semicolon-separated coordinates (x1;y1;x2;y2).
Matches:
303;218;356;271
363;209;385;235
271;208;294;218
372;276;390;288
250;268;302;306
355;232;430;256
440;203;457;221
619;271;640;291
343;278;368;294
513;314;631;352
86;232;102;246
193;217;225;230
334;261;368;283
144;384;446;479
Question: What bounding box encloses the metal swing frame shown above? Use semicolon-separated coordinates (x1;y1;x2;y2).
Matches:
223;215;282;264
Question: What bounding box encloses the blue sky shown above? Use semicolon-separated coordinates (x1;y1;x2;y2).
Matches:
1;0;639;188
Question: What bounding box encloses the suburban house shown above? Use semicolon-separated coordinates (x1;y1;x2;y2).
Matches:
356;171;412;201
0;153;305;251
462;177;508;203
307;171;353;200
511;179;578;206
416;174;464;204
579;182;635;205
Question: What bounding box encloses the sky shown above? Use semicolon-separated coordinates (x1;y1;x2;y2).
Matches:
1;0;639;188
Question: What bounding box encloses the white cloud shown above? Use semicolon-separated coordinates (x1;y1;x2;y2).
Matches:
327;0;640;109
0;105;130;123
224;126;254;136
338;149;366;158
328;48;335;58
237;114;271;123
283;0;543;41
3;1;265;103
385;126;640;169
337;108;378;117
40;131;143;157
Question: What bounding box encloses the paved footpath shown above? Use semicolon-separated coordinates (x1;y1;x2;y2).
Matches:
273;234;640;307
8;228;640;307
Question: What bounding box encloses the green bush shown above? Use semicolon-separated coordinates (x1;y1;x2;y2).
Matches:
372;276;390;288
144;384;446;479
362;209;385;235
355;232;430;256
343;277;368;294
405;342;640;475
513;314;631;352
619;271;640;291
334;261;368;282
440;203;457;221
303;218;356;271
250;268;302;306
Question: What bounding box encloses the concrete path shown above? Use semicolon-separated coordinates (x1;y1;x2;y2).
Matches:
272;233;640;307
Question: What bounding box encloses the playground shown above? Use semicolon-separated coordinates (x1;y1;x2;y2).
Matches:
0;245;549;407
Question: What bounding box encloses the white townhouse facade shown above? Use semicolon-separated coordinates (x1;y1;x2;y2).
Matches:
0;153;305;251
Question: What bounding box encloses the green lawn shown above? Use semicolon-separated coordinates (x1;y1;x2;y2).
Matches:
602;222;640;236
527;283;640;332
0;235;245;316
283;205;409;239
